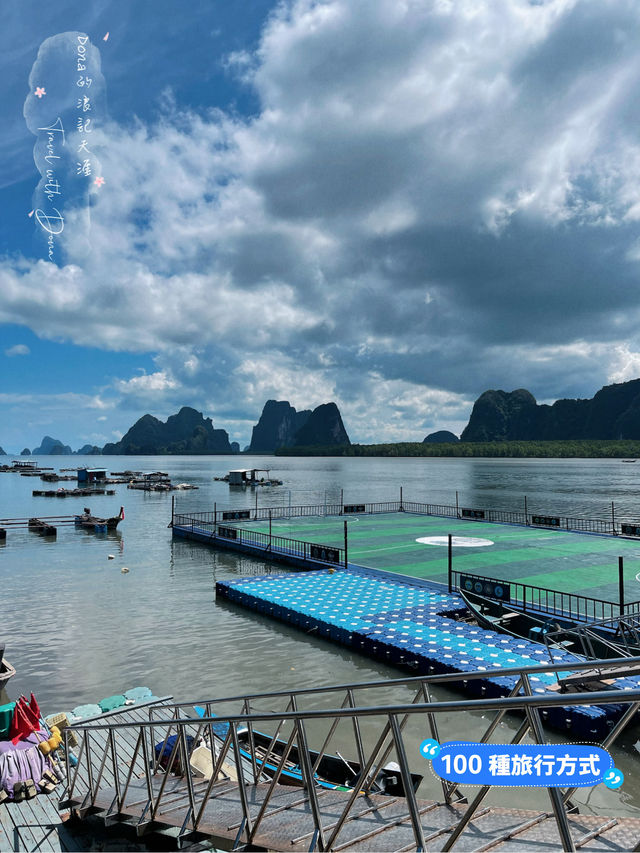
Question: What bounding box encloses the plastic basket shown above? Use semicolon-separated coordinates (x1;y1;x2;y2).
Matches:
45;712;78;748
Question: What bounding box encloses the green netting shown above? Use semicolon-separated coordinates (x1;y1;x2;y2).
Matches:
98;694;126;713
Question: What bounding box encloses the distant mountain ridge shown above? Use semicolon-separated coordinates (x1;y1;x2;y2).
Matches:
293;402;350;448
32;436;72;455
103;406;234;455
249;400;312;452
462;380;640;441
249;400;350;451
7;401;350;457
423;430;459;444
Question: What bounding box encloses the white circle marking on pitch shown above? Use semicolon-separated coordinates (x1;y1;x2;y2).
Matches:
416;536;494;547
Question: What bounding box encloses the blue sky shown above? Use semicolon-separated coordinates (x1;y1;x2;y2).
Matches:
2;0;640;452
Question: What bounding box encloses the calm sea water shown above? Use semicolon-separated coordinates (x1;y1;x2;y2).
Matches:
2;454;640;816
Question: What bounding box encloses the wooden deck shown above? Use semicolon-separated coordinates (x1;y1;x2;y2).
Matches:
75;774;640;851
0;697;175;852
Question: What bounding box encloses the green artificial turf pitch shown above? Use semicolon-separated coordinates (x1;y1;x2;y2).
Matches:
238;512;640;605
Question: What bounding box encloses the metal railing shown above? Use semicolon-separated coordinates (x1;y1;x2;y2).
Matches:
452;569;624;623
173;513;345;566
174;495;640;537
63;658;640;852
174;506;640;617
544;612;640;660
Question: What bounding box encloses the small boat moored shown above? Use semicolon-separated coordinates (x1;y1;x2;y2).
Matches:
458;588;574;648
74;506;124;532
235;726;422;795
195;709;422;796
0;643;16;691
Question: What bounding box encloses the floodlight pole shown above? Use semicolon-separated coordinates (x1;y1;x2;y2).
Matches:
344;520;348;571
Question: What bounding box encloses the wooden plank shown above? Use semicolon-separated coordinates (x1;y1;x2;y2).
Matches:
561;663;640;684
13;794;61;852
1;797;56;853
64;698;176;805
0;806;15;852
2;801;36;852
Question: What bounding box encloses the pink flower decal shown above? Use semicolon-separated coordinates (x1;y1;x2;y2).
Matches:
34;87;46;98
94;176;105;187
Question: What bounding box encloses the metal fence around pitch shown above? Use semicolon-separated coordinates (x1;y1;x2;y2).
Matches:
451;569;625;624
173;495;633;538
172;498;640;617
173;513;345;567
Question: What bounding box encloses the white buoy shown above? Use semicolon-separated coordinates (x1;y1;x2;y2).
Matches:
108;554;115;560
121;567;130;574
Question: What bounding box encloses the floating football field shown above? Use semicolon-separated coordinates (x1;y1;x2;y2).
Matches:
237;512;640;604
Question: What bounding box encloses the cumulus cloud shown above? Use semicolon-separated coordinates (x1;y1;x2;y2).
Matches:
4;0;640;442
115;370;178;395
0;391;111;409
5;344;30;356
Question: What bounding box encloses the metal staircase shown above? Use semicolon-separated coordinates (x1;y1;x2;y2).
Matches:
61;657;640;851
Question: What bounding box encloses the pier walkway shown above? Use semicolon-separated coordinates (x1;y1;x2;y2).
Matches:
0;696;174;852
62;659;640;851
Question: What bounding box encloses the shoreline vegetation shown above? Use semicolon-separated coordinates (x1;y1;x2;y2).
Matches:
276;440;640;458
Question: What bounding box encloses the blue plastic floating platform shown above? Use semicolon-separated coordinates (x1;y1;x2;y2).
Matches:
216;569;639;739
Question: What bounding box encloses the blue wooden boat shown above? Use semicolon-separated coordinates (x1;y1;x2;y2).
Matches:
195;709;422;795
235;726;422;795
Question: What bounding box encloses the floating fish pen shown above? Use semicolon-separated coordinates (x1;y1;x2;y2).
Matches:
32;487;116;497
27;517;56;537
0;509;123;540
0;460;54;474
39;472;77;482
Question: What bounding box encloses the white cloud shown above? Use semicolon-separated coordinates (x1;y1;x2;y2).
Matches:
115;371;178;395
4;344;29;356
0;391;112;409
3;0;640;443
608;345;640;385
